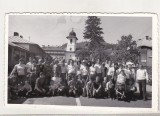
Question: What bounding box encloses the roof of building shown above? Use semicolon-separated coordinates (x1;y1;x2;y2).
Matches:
137;38;152;48
9;36;46;54
42;46;66;51
66;30;78;40
9;36;36;44
9;42;29;51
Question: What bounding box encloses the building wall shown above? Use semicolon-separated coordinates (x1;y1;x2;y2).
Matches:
139;47;152;67
147;49;152;66
65;52;76;61
44;50;65;59
66;38;77;52
8;45;29;74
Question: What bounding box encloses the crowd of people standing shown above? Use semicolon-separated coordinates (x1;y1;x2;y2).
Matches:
8;57;149;102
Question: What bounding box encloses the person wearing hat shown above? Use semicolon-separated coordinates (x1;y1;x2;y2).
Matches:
10;58;27;86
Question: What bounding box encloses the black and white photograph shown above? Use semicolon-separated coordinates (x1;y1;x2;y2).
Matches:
7;14;153;108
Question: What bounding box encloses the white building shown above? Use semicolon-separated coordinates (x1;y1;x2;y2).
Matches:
42;29;78;61
65;29;78;61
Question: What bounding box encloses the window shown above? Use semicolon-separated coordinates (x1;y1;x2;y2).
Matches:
70;39;72;44
70;48;72;51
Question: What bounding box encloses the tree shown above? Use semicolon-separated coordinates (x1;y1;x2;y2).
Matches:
83;16;104;57
111;35;140;64
76;47;90;60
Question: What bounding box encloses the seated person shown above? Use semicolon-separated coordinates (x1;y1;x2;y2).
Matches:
47;79;57;96
126;78;137;101
77;75;86;96
18;80;32;97
8;73;18;100
68;76;78;97
93;76;103;98
102;77;108;98
34;72;46;96
106;78;116;99
86;77;94;98
56;78;68;96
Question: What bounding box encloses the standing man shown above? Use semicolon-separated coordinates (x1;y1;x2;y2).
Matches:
80;60;89;83
94;59;103;82
10;58;27;86
67;59;76;81
26;57;33;72
136;64;149;101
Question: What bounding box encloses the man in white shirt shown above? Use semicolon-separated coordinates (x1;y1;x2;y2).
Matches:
80;60;89;82
107;63;115;81
67;59;76;81
136;64;149;101
10;58;27;85
26;57;33;72
94;59;103;82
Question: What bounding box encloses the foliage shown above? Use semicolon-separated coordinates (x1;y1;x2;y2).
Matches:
83;16;104;53
76;48;91;60
110;35;140;64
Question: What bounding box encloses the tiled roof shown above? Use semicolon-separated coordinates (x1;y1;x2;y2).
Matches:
9;42;29;51
9;36;36;44
137;39;152;48
42;46;66;51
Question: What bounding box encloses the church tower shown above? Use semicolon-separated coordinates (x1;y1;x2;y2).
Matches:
66;29;78;61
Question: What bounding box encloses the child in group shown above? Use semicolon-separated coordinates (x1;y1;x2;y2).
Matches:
106;78;116;100
102;77;108;98
86;77;94;98
93;76;102;98
18;80;32;97
34;72;46;96
68;76;78;97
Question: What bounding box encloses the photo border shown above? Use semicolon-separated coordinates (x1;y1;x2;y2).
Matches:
4;13;159;114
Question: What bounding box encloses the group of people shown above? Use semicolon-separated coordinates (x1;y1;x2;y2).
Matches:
8;57;149;102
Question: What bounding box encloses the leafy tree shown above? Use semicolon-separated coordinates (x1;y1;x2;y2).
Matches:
76;47;90;60
111;35;139;64
83;16;104;56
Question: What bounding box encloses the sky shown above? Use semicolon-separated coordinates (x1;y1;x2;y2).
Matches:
8;15;152;46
